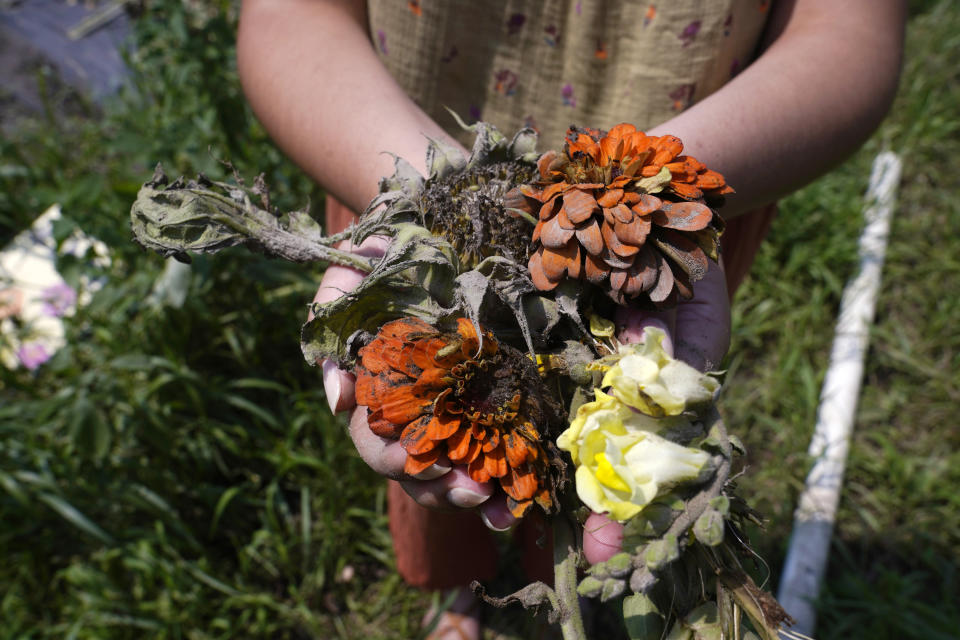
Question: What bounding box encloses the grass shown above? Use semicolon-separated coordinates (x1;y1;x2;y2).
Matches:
1;1;958;638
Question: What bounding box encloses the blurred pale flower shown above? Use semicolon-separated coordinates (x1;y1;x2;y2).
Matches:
17;342;51;371
0;288;24;320
598;327;718;416
39;282;77;317
557;390;713;521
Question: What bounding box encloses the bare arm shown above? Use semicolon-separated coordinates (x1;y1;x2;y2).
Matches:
650;0;907;217
236;0;463;214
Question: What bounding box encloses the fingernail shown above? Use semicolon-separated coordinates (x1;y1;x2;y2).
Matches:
322;360;341;413
480;510;514;532
413;462;451;480
446;487;490;509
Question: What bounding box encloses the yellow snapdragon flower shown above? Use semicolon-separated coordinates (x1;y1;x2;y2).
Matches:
598;328;718;417
557;390;712;521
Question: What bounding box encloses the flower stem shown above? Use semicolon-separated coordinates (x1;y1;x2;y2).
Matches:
552;516;588;640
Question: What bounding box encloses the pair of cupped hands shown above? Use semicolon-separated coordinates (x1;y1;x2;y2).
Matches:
317;234;730;564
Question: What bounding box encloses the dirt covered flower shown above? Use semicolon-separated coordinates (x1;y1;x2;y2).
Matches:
354;316;563;517
508;123;730;307
556;389;713;522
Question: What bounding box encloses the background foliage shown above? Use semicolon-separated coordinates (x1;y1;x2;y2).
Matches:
1;1;957;638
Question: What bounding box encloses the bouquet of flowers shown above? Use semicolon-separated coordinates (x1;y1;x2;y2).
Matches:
131;119;799;639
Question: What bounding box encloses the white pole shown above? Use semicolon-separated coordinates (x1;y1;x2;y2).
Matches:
777;152;902;637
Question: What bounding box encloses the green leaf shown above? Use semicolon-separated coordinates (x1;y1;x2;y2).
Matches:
623;593;664;640
425;135;467;180
708;496;730;515
209;486;244;537
693;508;725;547
508;127;540;163
606;553;634;578
69;396;111;461
644;533;679;571
576;576;604;598
301;232;455;364
38;493;115;545
378;154;424;196
600;577;626;602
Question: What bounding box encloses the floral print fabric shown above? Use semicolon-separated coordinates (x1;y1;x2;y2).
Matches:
367;0;771;147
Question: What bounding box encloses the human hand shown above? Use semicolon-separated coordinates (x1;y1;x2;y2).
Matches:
316;237;518;531
581;258;730;564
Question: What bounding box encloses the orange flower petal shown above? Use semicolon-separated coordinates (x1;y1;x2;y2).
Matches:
483;443;509;478
447;425;473;462
596;188;624;208
367;408;403;439
482;428;501;452
540;214;575;249
611;203;634;224
614;215;652;247
608;123;638;139
598;135;625;166
468;455;492;483
584;251;609;284
541;241;582;281
610;268;628;293
532;219;545;245
454;317;477;340
502;464;538;501
539;191;564;218
537;149;559;179
354;371;377;406
556;206;576;230
648;253;675;303
382;317;434;341
695;169;726;190
400;415;437;455
404;449;442;476
356;369;408;406
631;193;663;217
533;487;553;511
507;497;534;519
631;247;659;294
601;244;635;269
654;229;709;281
575;218;604;255
411;337;451;370
651;135;683;166
652;201;713;231
504;432;531;467
528;249;561;291
625;131;652;156
568;132;600;160
426;413;461;440
601;220;640;258
669;181;703;200
561;189;599;224
380;385;431;424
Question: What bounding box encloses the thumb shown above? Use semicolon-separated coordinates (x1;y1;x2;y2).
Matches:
614;306;676;355
582;512;624;564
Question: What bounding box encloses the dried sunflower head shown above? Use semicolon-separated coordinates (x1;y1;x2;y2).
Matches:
369;120;541;270
508;124;730;307
354;316;564;518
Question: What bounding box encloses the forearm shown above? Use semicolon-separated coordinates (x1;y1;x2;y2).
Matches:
237;0;461;213
649;0;906;217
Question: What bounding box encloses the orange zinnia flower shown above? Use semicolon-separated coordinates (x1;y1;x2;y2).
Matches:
354;317;561;518
508;124;730;306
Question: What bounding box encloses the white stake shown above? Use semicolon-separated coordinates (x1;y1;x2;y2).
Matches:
777;151;902;637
